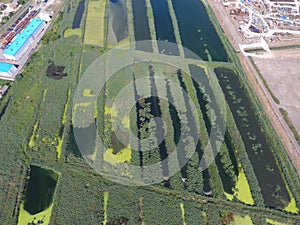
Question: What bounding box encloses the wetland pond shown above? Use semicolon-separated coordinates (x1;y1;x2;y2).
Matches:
131;0;152;51
171;0;227;61
215;67;290;208
72;0;86;29
149;0;179;55
23;166;58;215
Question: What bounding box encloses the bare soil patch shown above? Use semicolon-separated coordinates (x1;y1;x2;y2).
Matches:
253;50;300;134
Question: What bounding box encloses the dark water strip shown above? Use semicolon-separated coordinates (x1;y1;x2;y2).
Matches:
72;0;86;29
171;0;227;61
215;67;290;208
131;0;152;51
149;0;179;55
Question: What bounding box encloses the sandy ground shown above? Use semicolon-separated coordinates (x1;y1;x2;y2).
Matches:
254;50;300;134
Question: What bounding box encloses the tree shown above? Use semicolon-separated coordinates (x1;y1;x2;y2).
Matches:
17;0;26;5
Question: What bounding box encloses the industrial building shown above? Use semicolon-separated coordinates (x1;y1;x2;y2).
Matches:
3;18;46;60
0;9;39;49
0;62;17;80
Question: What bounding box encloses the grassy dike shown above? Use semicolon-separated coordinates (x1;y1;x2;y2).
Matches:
143;182;300;223
279;108;300;146
203;0;300;210
126;0;135;48
166;0;185;56
145;0;158;52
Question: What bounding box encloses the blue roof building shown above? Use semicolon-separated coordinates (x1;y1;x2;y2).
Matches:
3;18;46;60
0;62;17;80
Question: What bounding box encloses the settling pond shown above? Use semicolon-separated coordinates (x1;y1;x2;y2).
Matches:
171;0;227;61
131;0;152;51
215;67;290;208
95;0;289;207
72;0;86;29
23;166;58;214
149;0;179;55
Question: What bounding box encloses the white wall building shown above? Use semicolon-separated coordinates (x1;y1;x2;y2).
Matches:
0;62;17;80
